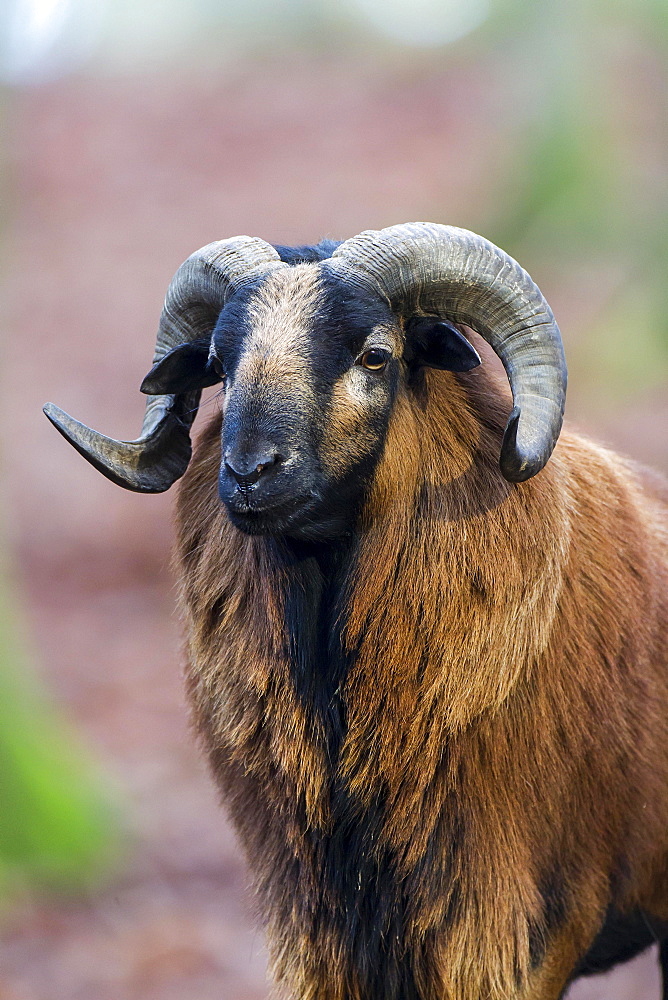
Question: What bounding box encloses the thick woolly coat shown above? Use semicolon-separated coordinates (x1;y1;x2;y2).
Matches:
175;355;668;1000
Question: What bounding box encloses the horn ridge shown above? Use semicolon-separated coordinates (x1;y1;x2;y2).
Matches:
44;237;283;492
327;223;567;482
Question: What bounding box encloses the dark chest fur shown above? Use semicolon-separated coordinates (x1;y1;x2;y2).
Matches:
283;543;442;996
200;538;457;999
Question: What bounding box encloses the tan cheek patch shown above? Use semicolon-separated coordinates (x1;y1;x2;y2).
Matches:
320;370;387;478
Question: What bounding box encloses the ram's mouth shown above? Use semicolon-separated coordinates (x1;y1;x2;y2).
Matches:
224;491;320;537
225;487;354;540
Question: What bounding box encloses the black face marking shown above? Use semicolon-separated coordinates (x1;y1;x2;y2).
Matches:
212;269;399;402
210;286;262;380
214;270;401;540
405;317;481;373
290;270;398;401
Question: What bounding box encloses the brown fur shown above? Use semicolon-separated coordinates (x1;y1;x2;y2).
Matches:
226;267;320;419
175;353;668;1000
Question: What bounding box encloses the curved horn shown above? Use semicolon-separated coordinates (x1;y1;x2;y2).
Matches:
44;237;284;492
325;223;567;482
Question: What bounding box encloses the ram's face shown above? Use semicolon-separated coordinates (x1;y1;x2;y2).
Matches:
213;266;401;539
44;227;564;517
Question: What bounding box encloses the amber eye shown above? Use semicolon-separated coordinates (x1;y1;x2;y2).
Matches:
358;349;390;372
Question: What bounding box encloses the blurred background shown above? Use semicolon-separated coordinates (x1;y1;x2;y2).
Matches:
0;0;666;997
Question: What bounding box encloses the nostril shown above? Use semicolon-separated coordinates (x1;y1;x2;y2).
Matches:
225;451;282;488
225;463;260;488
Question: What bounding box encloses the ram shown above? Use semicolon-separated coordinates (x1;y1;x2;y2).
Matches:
44;223;668;1000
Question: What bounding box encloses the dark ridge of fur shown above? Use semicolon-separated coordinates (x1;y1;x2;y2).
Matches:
269;531;474;999
309;786;426;1000
176;334;668;999
278;538;351;762
273;239;343;265
239;537;453;999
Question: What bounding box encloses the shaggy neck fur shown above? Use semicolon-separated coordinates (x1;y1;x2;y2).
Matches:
176;363;668;1000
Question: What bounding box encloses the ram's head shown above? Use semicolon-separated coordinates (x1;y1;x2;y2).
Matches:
44;223;566;539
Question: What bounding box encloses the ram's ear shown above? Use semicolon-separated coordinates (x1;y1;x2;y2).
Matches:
140;339;221;394
405;317;481;372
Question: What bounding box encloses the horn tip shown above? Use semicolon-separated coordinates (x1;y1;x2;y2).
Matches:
43;401;188;494
43;401;77;437
499;406;555;483
43;401;63;421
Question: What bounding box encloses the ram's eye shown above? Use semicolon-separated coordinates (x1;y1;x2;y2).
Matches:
358;349;390;372
209;356;226;380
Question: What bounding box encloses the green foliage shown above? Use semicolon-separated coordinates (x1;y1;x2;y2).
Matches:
480;0;668;395
0;581;116;900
